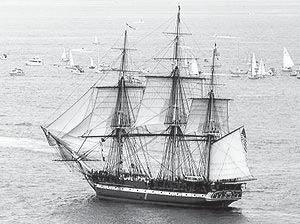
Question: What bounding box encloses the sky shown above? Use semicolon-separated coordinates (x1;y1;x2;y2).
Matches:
0;0;299;19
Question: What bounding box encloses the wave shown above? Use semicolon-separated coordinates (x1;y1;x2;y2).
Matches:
0;136;53;153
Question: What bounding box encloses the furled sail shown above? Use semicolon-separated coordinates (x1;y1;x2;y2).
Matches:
185;98;230;136
283;47;294;68
135;76;203;132
209;128;253;182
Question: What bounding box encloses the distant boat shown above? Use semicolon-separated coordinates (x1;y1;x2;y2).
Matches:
257;58;267;78
181;46;200;75
66;50;75;69
0;53;8;60
61;48;69;62
188;58;199;75
248;53;259;79
71;65;84;74
296;70;300;79
282;47;294;72
89;57;96;69
267;67;276;76
25;57;43;66
9;68;24;76
93;36;99;45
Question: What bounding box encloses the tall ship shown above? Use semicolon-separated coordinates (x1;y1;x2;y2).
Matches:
42;6;254;208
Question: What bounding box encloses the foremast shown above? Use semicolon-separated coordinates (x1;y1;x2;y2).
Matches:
105;30;148;177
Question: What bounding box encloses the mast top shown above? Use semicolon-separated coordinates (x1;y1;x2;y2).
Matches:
209;43;218;93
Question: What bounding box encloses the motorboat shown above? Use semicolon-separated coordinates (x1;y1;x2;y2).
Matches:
25;57;43;66
9;68;24;76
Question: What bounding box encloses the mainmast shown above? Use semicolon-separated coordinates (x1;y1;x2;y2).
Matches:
158;6;197;181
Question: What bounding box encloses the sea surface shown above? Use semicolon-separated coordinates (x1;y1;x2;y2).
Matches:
0;1;299;223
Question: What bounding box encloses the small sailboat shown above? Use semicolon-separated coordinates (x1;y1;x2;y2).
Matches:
257;58;267;78
93;36;99;45
89;57;96;69
282;47;294;72
181;46;200;75
248;53;259;79
61;48;69;62
66;50;75;69
188;58;200;75
296;70;300;79
9;68;25;76
25;57;43;66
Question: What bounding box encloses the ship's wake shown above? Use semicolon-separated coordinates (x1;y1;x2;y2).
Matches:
0;136;52;153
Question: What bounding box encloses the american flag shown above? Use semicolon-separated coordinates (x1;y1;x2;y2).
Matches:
240;128;247;152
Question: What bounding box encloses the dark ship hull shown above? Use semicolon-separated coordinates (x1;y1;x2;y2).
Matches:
92;183;240;208
85;173;242;208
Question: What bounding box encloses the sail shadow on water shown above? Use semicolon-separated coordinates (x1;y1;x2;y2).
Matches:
42;6;255;209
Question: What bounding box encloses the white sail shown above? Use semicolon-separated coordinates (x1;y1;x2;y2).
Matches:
87;86;144;136
47;88;96;136
209;128;253;182
135;76;203;131
185;98;230;135
188;59;199;75
257;58;266;77
135;77;172;130
61;48;68;61
283;47;294;68
69;50;74;67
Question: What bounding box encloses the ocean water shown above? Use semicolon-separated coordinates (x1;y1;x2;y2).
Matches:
0;1;300;223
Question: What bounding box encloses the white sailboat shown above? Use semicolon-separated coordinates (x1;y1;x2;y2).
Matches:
93;36;99;45
282;47;294;72
181;46;200;75
248;53;258;79
89;57;96;69
257;58;266;78
296;70;300;79
188;58;199;75
61;48;69;62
